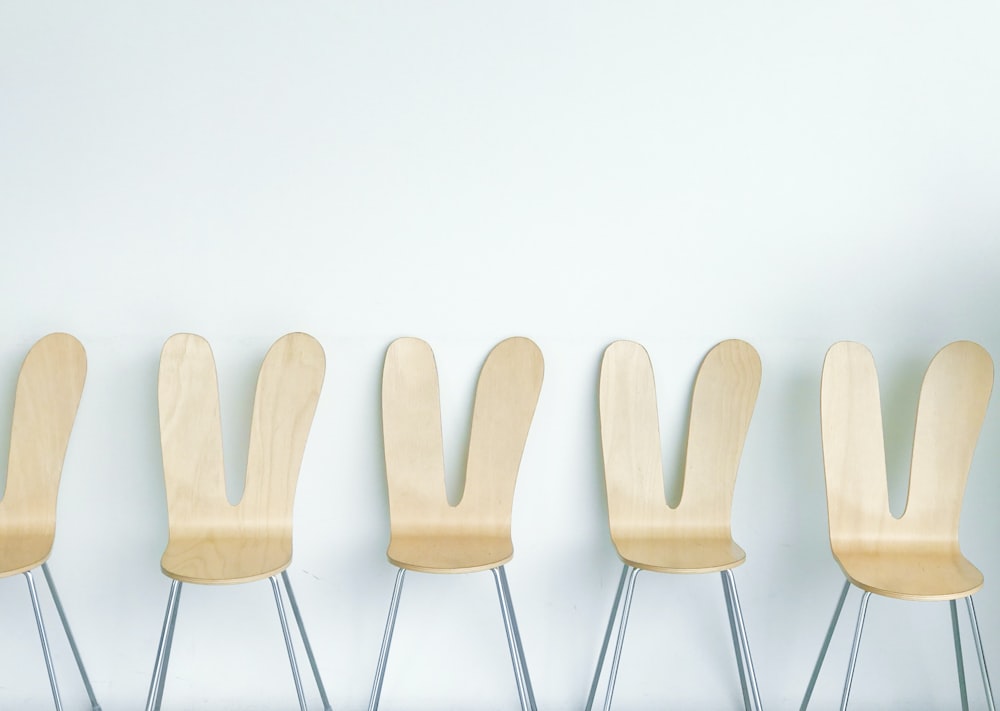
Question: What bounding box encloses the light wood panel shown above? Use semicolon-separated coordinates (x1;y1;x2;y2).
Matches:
0;334;87;578
158;333;325;585
382;337;543;574
821;340;993;600
599;339;761;574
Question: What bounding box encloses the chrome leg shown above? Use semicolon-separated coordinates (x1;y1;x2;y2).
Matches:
493;567;532;711
145;580;182;711
270;576;308;711
722;572;751;711
801;581;850;711
495;566;537;711
281;571;332;711
602;565;641;711
25;570;63;711
368;568;406;711
585;565;630;711
965;596;996;711
839;590;872;711
951;599;970;711
722;570;763;711
41;564;101;711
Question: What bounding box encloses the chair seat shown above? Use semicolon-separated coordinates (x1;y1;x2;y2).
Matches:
160;534;292;585
387;534;513;574
834;548;983;601
0;533;53;578
614;535;746;574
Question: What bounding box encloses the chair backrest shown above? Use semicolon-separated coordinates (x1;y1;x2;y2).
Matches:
0;334;86;555
821;340;993;554
599;339;761;544
381;337;543;542
158;333;325;548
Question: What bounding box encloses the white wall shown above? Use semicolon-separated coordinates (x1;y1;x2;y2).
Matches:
2;2;999;709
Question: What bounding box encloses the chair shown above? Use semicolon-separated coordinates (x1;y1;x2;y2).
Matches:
0;333;99;710
145;332;330;711
368;336;544;711
801;340;996;710
588;339;764;711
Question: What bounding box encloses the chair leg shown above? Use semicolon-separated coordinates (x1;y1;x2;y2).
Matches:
965;595;997;711
951;599;970;711
492;566;536;711
722;569;763;711
839;590;872;711
270;576;308;711
145;580;182;711
25;570;64;711
368;568;406;711
721;572;752;711
40;564;101;711
585;565;630;711
281;571;332;711
800;581;850;711
600;565;641;711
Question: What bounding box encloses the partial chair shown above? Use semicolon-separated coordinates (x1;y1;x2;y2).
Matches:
145;333;330;711
802;341;996;710
588;339;764;711
0;333;99;710
368;336;543;711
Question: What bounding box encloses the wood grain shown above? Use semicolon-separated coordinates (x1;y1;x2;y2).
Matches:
158;333;325;585
821;340;993;600
382;337;543;573
0;334;86;577
599;339;761;573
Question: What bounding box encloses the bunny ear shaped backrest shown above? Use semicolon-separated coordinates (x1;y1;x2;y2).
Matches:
158;333;325;539
0;334;86;555
821;340;992;551
600;339;760;542
382;337;543;538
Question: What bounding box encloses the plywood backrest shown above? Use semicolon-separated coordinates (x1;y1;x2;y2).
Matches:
0;334;86;539
382;337;543;539
600;339;760;542
158;333;325;540
821;340;992;552
680;339;762;530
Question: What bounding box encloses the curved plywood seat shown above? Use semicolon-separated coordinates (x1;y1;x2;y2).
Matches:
382;336;543;574
157;332;325;585
599;339;761;573
0;333;86;578
821;340;993;600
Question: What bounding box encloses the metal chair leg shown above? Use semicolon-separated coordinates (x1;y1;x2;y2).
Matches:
492;567;534;711
270;576;308;711
585;565;630;711
722;570;763;711
722;572;752;711
25;570;64;711
145;580;182;711
368;568;406;711
801;581;850;711
495;566;537;711
281;571;332;711
839;590;872;711
40;564;101;711
951;599;970;711
601;565;641;711
965;595;997;711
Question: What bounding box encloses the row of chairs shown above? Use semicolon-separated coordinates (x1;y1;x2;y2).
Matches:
0;332;994;710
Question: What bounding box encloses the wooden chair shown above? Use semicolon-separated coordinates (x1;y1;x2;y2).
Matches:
801;341;996;710
145;333;330;711
588;339;763;711
0;333;99;711
368;336;544;711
